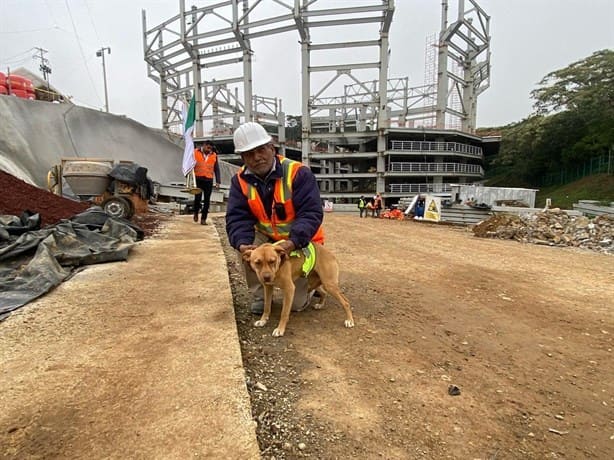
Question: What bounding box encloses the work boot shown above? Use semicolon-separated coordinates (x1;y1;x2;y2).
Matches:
250;300;264;315
193;212;198;222
200;216;207;225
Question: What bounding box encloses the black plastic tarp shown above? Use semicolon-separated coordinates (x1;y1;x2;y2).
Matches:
0;210;41;237
0;207;142;321
109;163;148;186
108;163;154;200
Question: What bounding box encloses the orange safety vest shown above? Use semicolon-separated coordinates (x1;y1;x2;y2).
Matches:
193;149;217;179
237;156;325;244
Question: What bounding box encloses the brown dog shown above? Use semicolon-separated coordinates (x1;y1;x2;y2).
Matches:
242;242;354;337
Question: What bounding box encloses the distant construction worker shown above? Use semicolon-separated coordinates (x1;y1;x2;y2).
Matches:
358;195;367;218
193;141;221;225
226;121;324;315
373;193;383;218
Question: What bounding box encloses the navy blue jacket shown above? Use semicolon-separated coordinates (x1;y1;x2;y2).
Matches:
226;157;323;250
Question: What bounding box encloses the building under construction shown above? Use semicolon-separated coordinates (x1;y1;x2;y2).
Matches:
142;0;494;204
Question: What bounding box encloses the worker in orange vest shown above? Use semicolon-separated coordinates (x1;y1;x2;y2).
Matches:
226;122;324;314
193;141;221;225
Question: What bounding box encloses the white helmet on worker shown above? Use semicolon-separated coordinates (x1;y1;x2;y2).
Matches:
233;122;272;153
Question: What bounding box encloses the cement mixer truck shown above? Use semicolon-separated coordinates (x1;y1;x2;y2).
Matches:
48;157;153;219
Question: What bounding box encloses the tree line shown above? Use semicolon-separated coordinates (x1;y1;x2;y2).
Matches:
482;49;614;187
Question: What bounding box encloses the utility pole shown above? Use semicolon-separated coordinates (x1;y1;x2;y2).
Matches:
96;47;111;112
33;47;52;93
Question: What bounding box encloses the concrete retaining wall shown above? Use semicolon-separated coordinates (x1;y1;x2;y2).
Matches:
0;96;228;189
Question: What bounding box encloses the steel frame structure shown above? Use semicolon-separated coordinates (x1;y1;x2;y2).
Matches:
142;0;293;138
436;0;491;132
142;0;490;198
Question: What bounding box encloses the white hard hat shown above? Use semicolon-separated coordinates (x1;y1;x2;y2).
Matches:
233;122;272;153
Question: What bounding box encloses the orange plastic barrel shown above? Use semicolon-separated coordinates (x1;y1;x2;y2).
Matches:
0;71;6;86
7;75;34;92
11;89;34;99
0;85;8;95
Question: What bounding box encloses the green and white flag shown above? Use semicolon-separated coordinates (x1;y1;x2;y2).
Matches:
181;96;197;176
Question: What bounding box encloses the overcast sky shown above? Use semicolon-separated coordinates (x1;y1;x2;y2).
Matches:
1;0;612;129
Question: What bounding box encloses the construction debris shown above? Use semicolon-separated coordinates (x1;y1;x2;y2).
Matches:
473;209;613;254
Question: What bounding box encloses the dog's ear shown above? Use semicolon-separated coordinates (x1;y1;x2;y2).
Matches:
274;245;287;263
242;250;252;262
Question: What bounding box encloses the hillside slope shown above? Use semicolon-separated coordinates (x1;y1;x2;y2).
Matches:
535;173;614;208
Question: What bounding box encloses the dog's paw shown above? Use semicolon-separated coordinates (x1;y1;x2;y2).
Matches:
344;319;355;328
254;319;268;327
272;328;285;337
313;302;323;310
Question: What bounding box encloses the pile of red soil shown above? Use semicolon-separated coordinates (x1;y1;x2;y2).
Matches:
0;170;90;227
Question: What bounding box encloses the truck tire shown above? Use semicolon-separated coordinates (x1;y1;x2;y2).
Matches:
124;196;136;218
102;196;133;219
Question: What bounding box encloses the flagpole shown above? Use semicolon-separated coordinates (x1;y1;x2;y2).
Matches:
180;94;201;194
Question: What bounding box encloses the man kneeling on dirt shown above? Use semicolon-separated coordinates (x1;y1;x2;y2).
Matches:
225;122;324;314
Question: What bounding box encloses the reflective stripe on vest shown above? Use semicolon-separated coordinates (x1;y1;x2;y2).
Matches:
193;150;216;178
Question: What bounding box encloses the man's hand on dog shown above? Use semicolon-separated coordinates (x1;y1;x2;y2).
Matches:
275;240;295;253
239;244;257;254
240;240;295;255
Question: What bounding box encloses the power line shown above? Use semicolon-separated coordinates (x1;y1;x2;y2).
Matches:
51;24;98;49
63;0;103;107
1;48;35;63
0;56;31;67
0;48;37;70
0;26;61;35
84;0;101;43
62;53;97;73
44;0;60;27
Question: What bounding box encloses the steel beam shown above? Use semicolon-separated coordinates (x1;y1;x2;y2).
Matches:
436;0;490;132
143;0;490;201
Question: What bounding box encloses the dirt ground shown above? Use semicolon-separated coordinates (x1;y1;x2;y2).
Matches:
0;214;259;459
216;213;613;459
2;212;613;459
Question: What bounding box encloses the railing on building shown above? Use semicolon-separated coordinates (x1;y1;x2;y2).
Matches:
388;162;483;174
389;183;453;194
389;140;483;158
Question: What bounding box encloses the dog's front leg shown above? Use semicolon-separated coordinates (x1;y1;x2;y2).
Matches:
254;284;273;327
272;280;295;337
